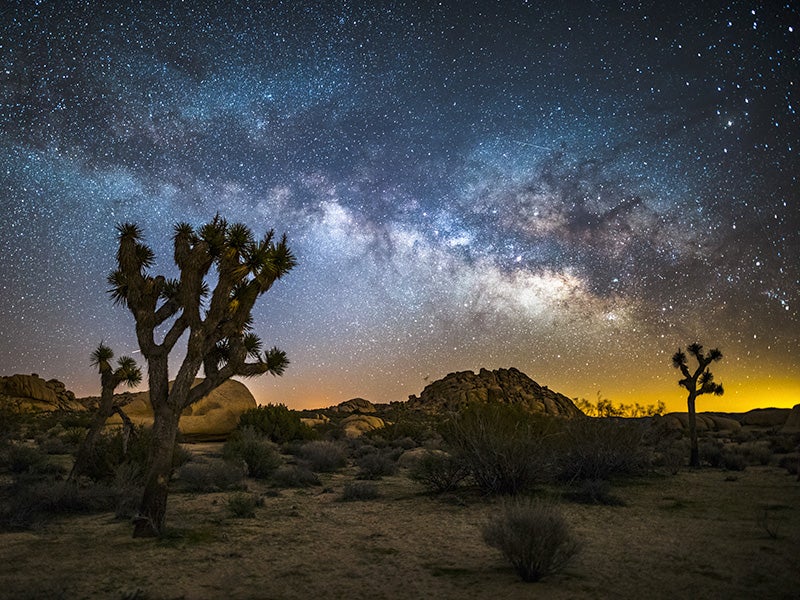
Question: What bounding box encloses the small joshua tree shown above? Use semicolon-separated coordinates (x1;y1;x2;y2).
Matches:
672;343;724;468
109;216;295;537
69;343;142;481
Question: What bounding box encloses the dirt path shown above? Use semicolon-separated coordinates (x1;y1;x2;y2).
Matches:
1;464;798;599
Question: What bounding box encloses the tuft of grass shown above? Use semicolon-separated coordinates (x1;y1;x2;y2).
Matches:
482;496;579;583
227;492;261;518
340;481;379;501
270;465;321;488
177;460;246;492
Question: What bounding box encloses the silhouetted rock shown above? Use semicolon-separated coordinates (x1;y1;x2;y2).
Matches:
782;404;800;433
662;412;741;432
406;367;583;417
740;408;791;427
0;374;80;411
328;398;377;413
105;379;257;441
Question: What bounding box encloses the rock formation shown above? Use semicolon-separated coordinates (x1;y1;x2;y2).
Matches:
406;367;583;417
340;414;385;437
661;412;742;433
104;378;257;441
782;404;800;433
0;374;81;411
327;398;376;413
739;408;791;427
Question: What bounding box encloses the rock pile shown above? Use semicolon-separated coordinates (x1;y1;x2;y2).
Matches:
105;378;257;441
0;374;80;411
327;398;377;413
406;367;583;417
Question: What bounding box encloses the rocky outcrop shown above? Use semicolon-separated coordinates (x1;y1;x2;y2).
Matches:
328;398;376;414
662;412;742;432
340;414;385;438
406;367;583;417
0;374;80;411
740;408;791;427
105;379;257;441
782;404;800;433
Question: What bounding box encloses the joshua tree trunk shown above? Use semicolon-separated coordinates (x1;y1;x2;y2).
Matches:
133;400;181;538
687;393;699;468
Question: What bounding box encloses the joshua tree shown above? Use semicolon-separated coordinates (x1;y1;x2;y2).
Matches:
109;216;295;537
68;343;142;481
672;343;724;468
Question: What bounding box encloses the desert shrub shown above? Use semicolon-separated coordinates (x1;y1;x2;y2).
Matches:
223;427;282;479
7;444;54;475
721;449;747;471
365;411;437;446
777;454;798;476
341;481;379;501
409;451;470;493
442;403;556;495
740;442;773;466
177;460;246;492
237;404;317;444
112;462;143;519
555;417;647;481
564;479;624;506
271;465;320;488
483;496;579;582
298;440;347;473
227;492;261;518
768;433;800;455
698;439;724;468
76;425;190;483
356;452;397;480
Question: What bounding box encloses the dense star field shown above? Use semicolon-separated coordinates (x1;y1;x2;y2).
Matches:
1;1;797;411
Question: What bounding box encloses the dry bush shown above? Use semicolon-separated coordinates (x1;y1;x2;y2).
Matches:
483;496;579;582
270;465;320;488
409;451;470;493
340;481;379;501
298;440;347;473
555;417;647;481
442;403;556;495
177;460;246;492
356;451;397;480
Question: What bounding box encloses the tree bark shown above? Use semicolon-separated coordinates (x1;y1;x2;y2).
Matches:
69;375;116;481
133;400;180;537
133;355;174;538
687;394;699;468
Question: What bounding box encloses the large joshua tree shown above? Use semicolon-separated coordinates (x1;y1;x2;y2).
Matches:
109;216;295;537
672;343;724;468
69;343;142;481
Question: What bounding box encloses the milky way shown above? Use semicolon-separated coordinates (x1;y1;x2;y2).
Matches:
1;1;797;410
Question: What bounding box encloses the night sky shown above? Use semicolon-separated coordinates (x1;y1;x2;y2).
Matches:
1;1;798;412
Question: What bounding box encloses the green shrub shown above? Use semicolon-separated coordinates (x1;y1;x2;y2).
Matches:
223;427;282;479
482;497;579;582
271;465;321;488
356;451;397;480
227;492;261;518
237;404;317;444
741;442;773;466
442;403;556;495
298;440;347;473
409;451;470;493
177;460;246;492
555;417;646;481
698;439;724;468
341;481;379;501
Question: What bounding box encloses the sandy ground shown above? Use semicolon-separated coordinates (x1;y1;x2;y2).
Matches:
1;447;798;600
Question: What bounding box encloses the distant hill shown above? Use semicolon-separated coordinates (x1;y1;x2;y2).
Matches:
406;367;583;417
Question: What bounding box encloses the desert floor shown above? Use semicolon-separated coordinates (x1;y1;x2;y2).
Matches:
1;445;799;600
